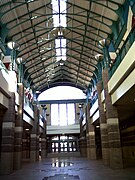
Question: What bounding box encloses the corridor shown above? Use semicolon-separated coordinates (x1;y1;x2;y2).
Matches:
0;157;135;180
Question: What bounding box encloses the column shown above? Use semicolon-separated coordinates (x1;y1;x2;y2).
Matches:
0;93;15;174
97;80;109;165
30;105;39;162
102;69;123;168
86;102;90;158
86;103;96;159
14;83;24;170
41;121;47;159
79;120;87;157
78;104;87;157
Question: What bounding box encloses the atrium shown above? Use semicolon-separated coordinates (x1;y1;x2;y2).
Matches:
0;0;135;179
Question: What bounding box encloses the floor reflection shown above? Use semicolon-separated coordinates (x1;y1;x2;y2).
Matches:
52;161;74;167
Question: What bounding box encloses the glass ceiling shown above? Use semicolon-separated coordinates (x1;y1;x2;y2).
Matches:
0;0;125;92
52;0;67;62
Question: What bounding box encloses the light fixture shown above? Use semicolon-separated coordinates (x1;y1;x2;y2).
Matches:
7;41;20;50
95;54;103;61
60;62;64;66
98;39;110;48
78;103;83;108
36;90;40;94
31;15;38;20
59;59;65;66
27;0;34;3
25;128;29;131
16;57;22;64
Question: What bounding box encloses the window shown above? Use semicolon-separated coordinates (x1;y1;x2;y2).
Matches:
51;103;75;126
38;86;86;101
51;104;59;125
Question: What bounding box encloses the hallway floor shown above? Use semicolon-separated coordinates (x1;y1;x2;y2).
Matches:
0;157;135;180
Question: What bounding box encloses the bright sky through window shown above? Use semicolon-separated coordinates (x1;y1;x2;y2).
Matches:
52;0;67;61
38;86;86;101
38;86;85;126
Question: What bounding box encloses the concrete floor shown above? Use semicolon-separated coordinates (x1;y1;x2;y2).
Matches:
0;157;135;180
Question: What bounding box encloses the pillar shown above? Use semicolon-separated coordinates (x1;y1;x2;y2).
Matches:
0;93;15;174
41;121;47;159
86;103;96;159
102;69;123;168
14;83;24;170
79;118;87;157
97;80;109;165
30;105;39;162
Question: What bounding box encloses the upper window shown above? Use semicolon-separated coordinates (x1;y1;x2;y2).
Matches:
38;86;86;101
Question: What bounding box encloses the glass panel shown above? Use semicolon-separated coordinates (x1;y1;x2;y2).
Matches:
59;104;67;125
60;135;67;140
64;142;67;147
51;104;59;125
60;142;63;147
67;103;75;125
52;136;59;140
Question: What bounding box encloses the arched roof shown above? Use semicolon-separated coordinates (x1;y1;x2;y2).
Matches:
0;0;125;91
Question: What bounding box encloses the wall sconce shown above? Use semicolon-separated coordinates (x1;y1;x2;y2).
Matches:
78;103;83;108
7;41;20;50
95;54;103;61
98;39;110;48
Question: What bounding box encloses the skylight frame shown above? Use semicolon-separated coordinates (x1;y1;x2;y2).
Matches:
51;0;67;62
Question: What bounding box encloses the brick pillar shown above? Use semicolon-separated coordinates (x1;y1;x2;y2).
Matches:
14;83;24;170
30;105;39;162
97;81;109;166
88;124;97;159
0;93;15;174
102;69;123;169
22;132;29;160
41;121;47;159
86;103;90;158
86;103;96;159
79;119;87;157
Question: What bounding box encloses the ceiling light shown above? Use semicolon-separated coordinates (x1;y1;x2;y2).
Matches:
60;62;64;66
40;49;45;53
42;57;46;60
31;15;38;20
36;91;40;93
27;0;34;3
25;128;29;131
37;40;43;44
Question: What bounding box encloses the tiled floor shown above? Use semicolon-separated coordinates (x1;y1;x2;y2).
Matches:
0;157;135;180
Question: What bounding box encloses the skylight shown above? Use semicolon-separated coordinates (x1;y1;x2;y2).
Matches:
51;0;67;62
